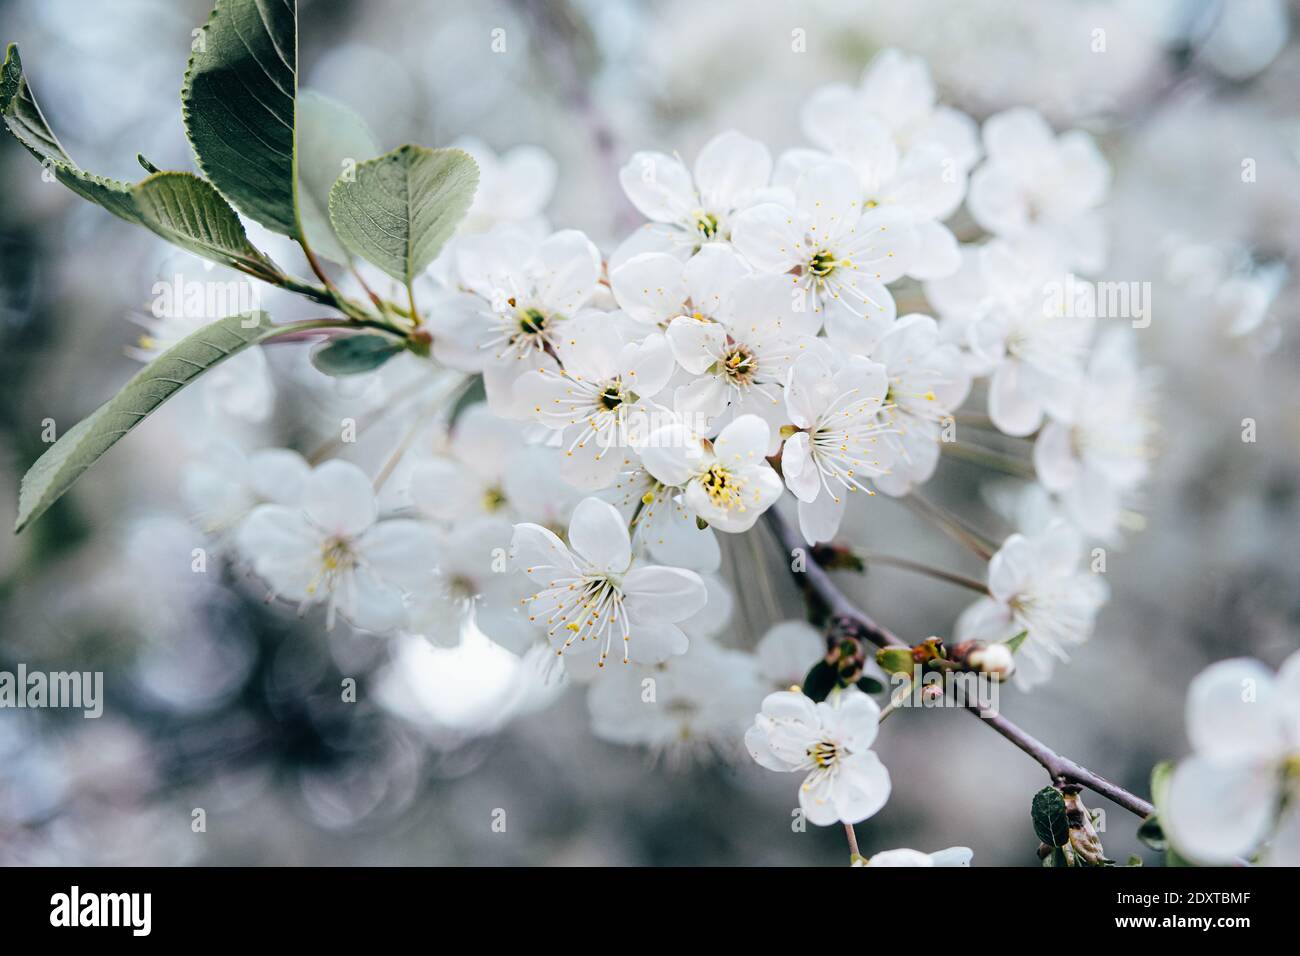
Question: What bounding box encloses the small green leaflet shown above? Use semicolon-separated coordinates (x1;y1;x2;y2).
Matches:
311;334;404;376
328;145;478;285
1031;786;1071;848
1;45;282;280
1002;630;1029;654
16;313;294;533
182;0;300;238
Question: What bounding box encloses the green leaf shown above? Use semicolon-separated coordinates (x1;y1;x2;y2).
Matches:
1031;786;1070;848
800;660;838;703
1;44;145;225
311;334;404;376
133;172;282;279
16;312;289;533
297;90;379;263
1;45;283;278
328;145;478;285
182;0;300;237
1002;630;1029;654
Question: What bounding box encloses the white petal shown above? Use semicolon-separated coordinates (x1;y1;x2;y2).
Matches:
1164;754;1280;864
1034;422;1081;491
619;151;696;223
1186;658;1288;760
782;432;821;503
797;492;846;546
693;129;772;213
610;252;687;325
666;316;726;375
730;203;803;273
988;360;1044;437
683;243;751;316
305;460;377;537
622;565;708;623
567;497;633;573
832;751;892;824
640;424;708;487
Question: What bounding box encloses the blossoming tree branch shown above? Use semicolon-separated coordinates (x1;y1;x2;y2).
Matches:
3;0;1295;867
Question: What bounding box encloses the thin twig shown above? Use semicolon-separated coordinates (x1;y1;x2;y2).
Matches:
764;508;1154;819
941;440;1036;479
902;493;997;560
854;551;990;595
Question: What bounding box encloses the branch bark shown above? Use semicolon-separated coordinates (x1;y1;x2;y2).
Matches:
764;509;1155;819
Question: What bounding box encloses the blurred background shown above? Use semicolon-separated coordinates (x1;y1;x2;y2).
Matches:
1;0;1298;866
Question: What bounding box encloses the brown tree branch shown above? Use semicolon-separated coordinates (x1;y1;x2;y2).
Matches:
764;509;1154;819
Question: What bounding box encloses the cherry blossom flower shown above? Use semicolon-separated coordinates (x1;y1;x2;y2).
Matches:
586;637;765;761
802;47;980;173
868;313;971;497
1033;328;1158;540
237;460;438;632
610;242;751;330
755;620;827;688
731;159;917;348
605;466;721;573
640;414;784;533
1164;651;1300;866
615;130;773;264
967;108;1110;273
181;441;310;536
511;497;708;670
515;313;676;489
954;521;1108;689
926;240;1093;436
746;688;892;826
666;272;816;447
426;228;603;414
781;350;893;544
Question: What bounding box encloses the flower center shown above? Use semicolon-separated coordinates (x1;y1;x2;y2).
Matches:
307;537;355;594
518;307;548;335
701;463;745;511
721;344;757;385
599;383;625;411
694;210;719;239
481;485;507;512
807;739;841;768
809;249;840;277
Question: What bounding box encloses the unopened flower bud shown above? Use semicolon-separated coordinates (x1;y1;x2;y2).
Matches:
968;642;1016;680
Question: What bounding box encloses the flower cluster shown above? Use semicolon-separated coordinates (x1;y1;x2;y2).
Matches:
165;49;1155;832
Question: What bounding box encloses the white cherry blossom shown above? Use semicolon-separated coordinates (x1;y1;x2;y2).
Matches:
514;312;676;490
640;414;784;533
731;159;917;348
954;521;1108;689
746;687;892;826
237;460;438;632
781;350;892;544
968;108;1110;273
1164;651;1300;866
511;497;708;671
615;130;773;264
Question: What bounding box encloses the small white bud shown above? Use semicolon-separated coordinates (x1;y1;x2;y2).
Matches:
969;642;1016;680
